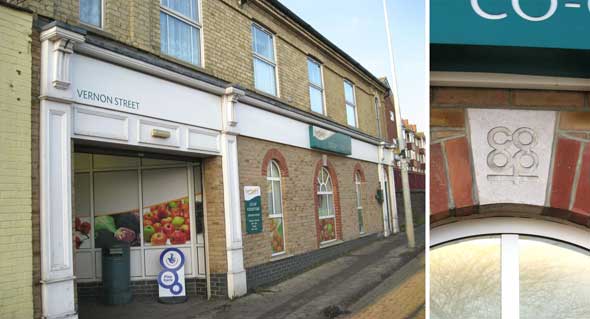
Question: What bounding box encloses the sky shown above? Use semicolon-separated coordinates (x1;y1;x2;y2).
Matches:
278;0;427;131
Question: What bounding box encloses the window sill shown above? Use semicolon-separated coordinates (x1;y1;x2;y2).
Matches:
158;52;206;74
270;252;290;261
359;232;372;238
319;239;343;249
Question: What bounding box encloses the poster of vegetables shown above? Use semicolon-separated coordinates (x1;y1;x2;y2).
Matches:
94;210;140;248
143;197;191;246
319;218;336;242
270;218;284;254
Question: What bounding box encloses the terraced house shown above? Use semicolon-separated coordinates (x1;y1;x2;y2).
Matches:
0;0;403;318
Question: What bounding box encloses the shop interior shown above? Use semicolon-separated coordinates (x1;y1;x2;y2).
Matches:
72;145;207;285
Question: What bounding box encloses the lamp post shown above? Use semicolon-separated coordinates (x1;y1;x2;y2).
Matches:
382;0;415;248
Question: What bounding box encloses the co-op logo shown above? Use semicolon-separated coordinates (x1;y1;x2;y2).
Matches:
471;0;585;22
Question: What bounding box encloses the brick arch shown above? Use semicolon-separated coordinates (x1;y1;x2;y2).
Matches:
261;148;289;177
353;162;366;183
431;203;590;230
313;159;343;245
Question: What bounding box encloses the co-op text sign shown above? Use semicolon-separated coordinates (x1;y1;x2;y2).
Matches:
431;0;590;50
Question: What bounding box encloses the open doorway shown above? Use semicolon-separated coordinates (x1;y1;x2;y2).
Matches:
72;146;206;299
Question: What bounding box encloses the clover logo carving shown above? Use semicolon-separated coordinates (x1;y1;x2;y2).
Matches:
486;126;539;184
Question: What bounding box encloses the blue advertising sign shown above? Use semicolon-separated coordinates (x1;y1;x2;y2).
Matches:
431;0;590;50
158;248;186;299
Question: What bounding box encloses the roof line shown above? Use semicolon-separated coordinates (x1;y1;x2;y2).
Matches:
267;0;389;91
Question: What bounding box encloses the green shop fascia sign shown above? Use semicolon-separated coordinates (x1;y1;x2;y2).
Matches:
244;186;262;234
431;0;590;50
309;126;352;155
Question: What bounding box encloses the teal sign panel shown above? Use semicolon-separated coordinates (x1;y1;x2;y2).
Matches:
431;0;590;50
244;186;263;234
309;126;352;155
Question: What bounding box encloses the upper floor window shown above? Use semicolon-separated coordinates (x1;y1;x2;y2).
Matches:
307;58;324;114
252;24;277;96
160;0;202;66
374;96;382;138
344;81;357;127
80;0;102;28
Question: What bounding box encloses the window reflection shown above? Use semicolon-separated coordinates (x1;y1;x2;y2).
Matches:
430;237;502;319
520;237;590;319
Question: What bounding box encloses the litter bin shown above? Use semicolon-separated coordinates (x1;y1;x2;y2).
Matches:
102;243;132;305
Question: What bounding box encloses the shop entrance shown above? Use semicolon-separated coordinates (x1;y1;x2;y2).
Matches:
72;146;206;291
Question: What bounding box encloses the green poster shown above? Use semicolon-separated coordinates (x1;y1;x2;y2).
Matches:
244;186;263;234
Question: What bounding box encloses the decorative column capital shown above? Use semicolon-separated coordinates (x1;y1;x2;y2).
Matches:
222;87;245;132
40;26;85;90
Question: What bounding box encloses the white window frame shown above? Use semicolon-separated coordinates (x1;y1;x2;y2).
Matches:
307;57;326;115
374;96;382;138
355;172;364;234
344;80;358;127
431;217;590;319
252;23;279;97
79;0;104;29
159;0;204;67
267;160;283;218
317;167;335;219
267;160;286;256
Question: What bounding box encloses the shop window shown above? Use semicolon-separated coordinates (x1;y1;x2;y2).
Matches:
267;160;285;255
160;0;202;66
344;81;357;127
307;58;324;114
73;153;204;280
430;235;590;319
317;167;336;243
355;172;364;234
252;24;277;95
80;0;102;28
141;167;191;246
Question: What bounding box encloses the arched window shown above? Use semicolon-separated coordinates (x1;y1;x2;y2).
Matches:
355;172;364;234
317;167;336;243
267;160;285;255
431;218;590;319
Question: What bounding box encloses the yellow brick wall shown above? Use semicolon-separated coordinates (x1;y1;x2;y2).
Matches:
237;136;383;268
11;0;386;138
0;5;34;319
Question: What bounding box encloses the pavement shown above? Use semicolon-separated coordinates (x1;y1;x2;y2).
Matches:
78;226;425;319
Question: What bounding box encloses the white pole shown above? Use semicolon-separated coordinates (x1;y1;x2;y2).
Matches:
382;0;415;248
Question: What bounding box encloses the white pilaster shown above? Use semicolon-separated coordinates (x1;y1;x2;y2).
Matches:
386;160;400;234
40;26;84;319
40;100;77;319
221;87;247;298
378;143;391;237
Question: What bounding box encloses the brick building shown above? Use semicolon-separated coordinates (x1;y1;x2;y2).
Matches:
0;0;404;318
430;1;590;318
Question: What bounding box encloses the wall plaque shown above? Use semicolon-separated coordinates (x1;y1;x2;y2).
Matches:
468;109;556;206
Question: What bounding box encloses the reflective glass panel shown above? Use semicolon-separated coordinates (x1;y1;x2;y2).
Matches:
520;237;590;319
430;237;502;319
